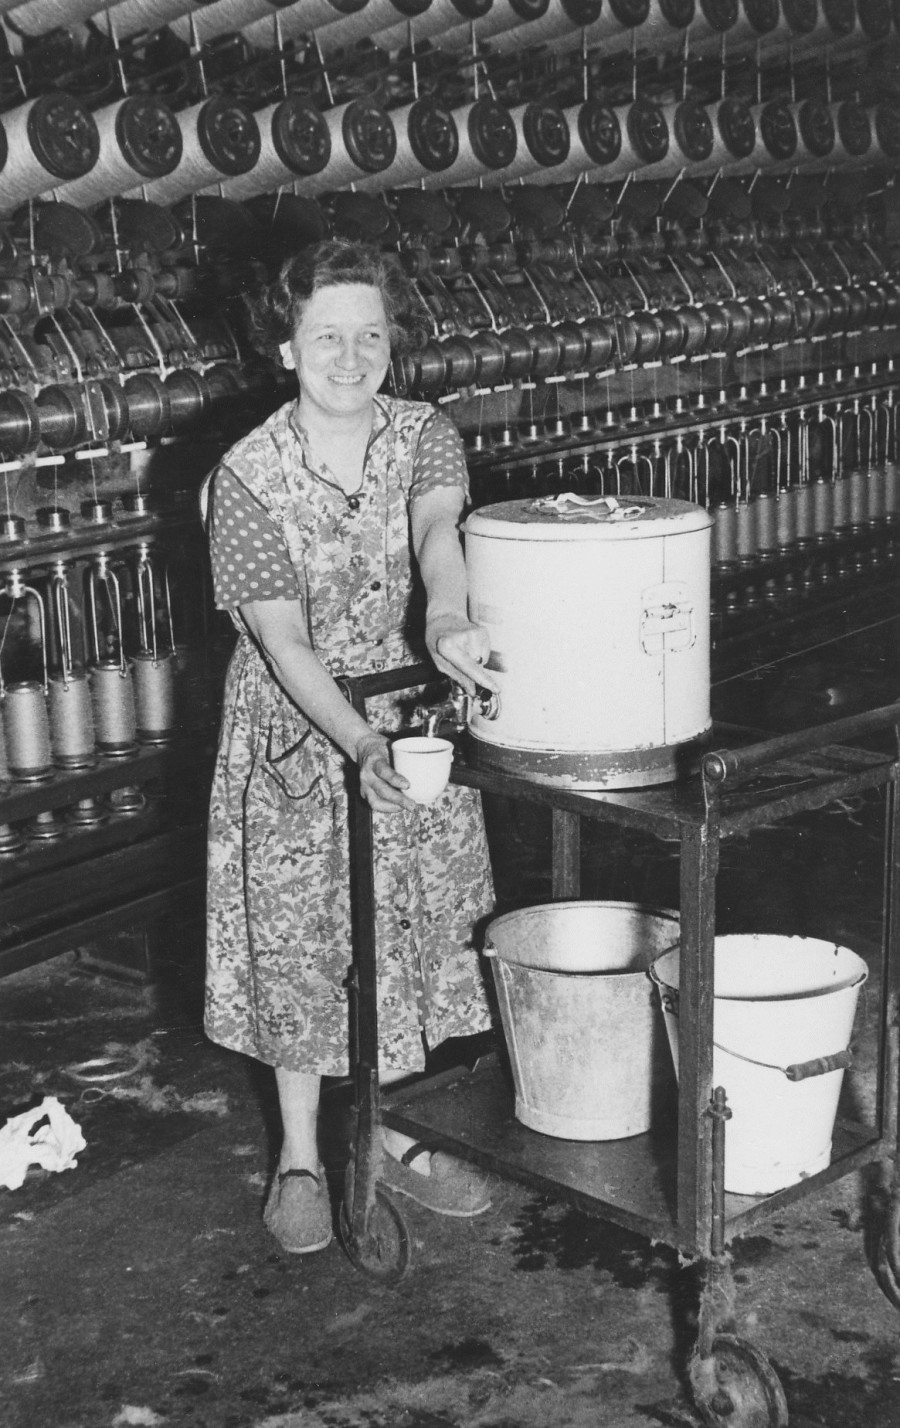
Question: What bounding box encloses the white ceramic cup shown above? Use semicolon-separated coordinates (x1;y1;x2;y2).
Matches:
391;736;454;805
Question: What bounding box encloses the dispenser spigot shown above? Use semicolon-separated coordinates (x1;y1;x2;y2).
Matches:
414;682;500;736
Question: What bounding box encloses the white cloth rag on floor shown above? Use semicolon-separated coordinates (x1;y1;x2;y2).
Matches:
0;1096;86;1190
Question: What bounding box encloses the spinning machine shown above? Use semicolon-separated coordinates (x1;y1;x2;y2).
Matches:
0;0;899;976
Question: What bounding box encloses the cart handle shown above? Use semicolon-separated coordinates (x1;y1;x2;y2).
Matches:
702;700;900;785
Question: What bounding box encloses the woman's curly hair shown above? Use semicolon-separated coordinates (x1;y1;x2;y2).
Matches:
246;238;429;361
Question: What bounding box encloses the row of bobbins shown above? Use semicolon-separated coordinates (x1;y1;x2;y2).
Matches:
0;548;179;849
711;462;900;565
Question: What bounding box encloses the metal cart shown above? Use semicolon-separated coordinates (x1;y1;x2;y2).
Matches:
338;663;900;1428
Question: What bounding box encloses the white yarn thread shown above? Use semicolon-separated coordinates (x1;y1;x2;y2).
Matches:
170;0;288;42
375;0;475;49
421;100;515;187
439;0;542;49
0;98;92;214
99;0;205;40
244;0;367;45
525;100;615;185
480;101;569;185
684;100;755;176
595;100;670;182
290;100;395;195
486;0;586;49
216;101;325;199
3;0;113;35
129;100;256;205
355;100;458;190
307;0;416;50
53;100;164;208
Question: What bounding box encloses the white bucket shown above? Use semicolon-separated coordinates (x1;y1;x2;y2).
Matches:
485;901;678;1140
650;935;868;1196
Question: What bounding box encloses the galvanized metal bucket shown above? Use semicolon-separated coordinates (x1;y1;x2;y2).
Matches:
485;901;678;1140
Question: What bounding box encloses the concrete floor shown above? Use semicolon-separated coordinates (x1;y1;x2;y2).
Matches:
3;613;900;1428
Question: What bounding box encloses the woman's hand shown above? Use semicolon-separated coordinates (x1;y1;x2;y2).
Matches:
426;613;499;697
356;733;415;813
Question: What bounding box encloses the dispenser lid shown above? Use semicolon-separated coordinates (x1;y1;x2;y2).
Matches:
465;495;713;541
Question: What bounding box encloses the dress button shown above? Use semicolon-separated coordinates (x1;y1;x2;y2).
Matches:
347;496;360;511
370;580;382;591
399;918;411;931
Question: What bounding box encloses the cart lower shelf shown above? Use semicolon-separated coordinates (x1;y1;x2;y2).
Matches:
382;1054;881;1252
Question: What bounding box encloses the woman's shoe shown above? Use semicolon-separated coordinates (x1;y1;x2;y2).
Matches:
380;1143;493;1218
263;1167;333;1253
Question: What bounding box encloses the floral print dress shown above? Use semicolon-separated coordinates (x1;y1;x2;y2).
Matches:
201;393;494;1076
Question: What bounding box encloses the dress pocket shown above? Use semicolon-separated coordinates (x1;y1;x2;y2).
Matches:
263;705;325;801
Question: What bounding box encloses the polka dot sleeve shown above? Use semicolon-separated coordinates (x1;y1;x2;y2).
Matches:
410;411;470;501
206;464;301;609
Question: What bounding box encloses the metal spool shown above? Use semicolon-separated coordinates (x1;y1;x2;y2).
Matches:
49;675;96;768
482;102;570;185
217;98;331;201
421;98;517;187
132;652;177;743
374;0;492;49
90;661;137;756
47;561;95;769
243;0;369;49
53;96;183;209
3;683;52;779
0;94;99;215
132;96;261;206
0;700;25;854
355;98;459;191
131;541;177;744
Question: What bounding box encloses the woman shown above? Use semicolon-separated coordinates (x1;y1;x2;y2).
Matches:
202;239;499;1255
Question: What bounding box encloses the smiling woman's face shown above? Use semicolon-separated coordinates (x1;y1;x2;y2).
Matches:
280;283;392;425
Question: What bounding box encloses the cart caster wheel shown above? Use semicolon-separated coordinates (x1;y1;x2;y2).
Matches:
874;1226;900;1309
691;1335;789;1428
339;1186;410;1285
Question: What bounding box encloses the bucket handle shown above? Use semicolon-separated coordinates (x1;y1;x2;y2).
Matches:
712;1041;853;1081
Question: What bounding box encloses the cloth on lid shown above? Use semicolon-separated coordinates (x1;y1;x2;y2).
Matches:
0;1096;86;1190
